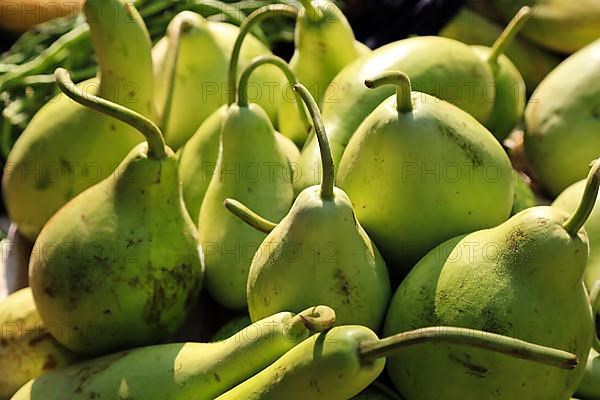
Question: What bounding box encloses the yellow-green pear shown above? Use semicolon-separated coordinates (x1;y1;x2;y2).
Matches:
225;84;390;330
524;38;600;196
337;71;513;275
152;11;282;150
383;160;600;399
2;0;155;241
29;69;203;355
277;0;369;146
0;288;78;399
198;55;299;311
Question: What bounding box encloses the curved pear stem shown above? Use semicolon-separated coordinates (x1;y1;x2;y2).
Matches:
294;305;336;333
299;0;316;13
563;159;600;236
299;0;322;20
488;6;532;65
365;71;413;113
227;4;298;106
224;198;277;234
238;55;311;132
54;68;166;160
293;83;335;200
590;281;600;353
359;326;578;370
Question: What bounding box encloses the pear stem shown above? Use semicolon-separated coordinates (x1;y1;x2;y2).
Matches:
237;55;311;133
359;326;578;370
365;71;413;113
293;83;335;200
299;0;316;13
563;159;600;236
292;305;337;334
227;4;298;106
54;68;166;160
590;281;600;353
488;6;532;65
224;198;277;234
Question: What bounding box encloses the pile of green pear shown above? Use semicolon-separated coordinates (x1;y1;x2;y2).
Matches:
1;0;600;399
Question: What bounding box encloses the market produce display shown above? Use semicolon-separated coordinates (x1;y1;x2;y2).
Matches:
0;0;599;399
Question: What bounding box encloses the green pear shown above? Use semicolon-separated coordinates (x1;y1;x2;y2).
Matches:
337;71;514;275
0;288;79;399
524;38;600;197
177;103;300;226
383;160;600;399
554;180;600;290
440;8;562;91
2;0;155;241
217;324;577;400
277;0;369;146
198;57;298;311
469;0;600;54
29;69;203;355
177;5;306;225
11;306;336;400
293;34;496;192
152;11;282;150
576;348;600;398
225;83;391;330
469;6;531;141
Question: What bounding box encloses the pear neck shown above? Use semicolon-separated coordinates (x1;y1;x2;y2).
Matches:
55;68;166;160
85;0;153;107
293;83;335;200
227;4;298;106
365;71;413;113
359;326;577;370
159;15;196;132
299;0;322;20
563;159;600;236
237;55;311;133
224;198;277;234
487;6;532;65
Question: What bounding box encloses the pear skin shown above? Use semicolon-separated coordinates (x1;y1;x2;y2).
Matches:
198;104;294;310
277;0;367;146
294;36;496;192
11;307;336;400
217;322;578;400
524;38;600;196
384;192;598;399
337;72;513;275
153;12;282;150
2;0;155;241
178;105;298;226
575;348;600;399
469;0;600;54
29;69;202;355
553;179;600;290
440;8;562;91
30;144;203;355
478;47;526;141
228;83;390;329
0;288;78;399
246;187;391;330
